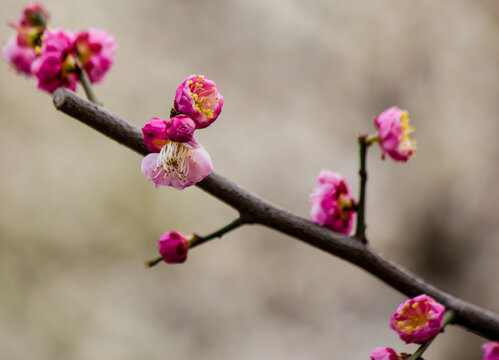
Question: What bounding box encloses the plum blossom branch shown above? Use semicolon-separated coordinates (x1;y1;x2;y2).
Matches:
52;88;499;341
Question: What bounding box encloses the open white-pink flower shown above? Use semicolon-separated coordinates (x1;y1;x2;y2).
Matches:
141;118;212;190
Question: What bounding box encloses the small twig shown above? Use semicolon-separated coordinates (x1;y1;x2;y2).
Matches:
355;135;368;242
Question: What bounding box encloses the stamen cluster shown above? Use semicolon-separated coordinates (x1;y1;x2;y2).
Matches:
390;294;445;344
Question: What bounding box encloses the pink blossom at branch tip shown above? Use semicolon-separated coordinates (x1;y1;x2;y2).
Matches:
74;29;117;83
141;137;213;190
2;36;36;76
9;3;50;48
142;118;168;153
174;74;224;129
374;106;416;162
30;29;77;93
482;342;499;360
17;3;50;28
369;348;398;360
309;170;356;235
390;294;445;344
166;115;196;143
158;231;189;264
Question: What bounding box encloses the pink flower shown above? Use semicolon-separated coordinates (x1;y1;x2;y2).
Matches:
174;74;224;129
483;342;499;360
141;137;213;190
309;170;356;235
374;106;416;162
9;3;49;48
370;348;398;360
31;29;78;93
158;231;189;264
2;36;36;76
74;29;117;83
142;118;168;153
17;3;50;28
390;294;445;344
166;115;196;143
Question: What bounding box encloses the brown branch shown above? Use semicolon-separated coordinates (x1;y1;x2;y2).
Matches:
53;88;499;340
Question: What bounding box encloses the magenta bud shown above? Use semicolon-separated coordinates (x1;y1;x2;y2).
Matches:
166;115;196;143
142;118;168;153
158;231;189;264
21;3;50;27
369;348;398;360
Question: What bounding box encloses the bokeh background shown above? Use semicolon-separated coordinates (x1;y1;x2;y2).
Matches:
1;0;499;358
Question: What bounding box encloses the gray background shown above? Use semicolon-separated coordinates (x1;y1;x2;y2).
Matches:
1;0;499;358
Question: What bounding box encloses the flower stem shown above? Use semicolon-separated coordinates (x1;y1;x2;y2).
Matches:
191;217;246;246
408;310;455;360
75;60;102;106
145;217;246;268
354;135;369;242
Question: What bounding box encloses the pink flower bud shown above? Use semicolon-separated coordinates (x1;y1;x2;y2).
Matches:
74;29;117;84
2;36;36;76
142;118;168;153
374;106;416;162
31;29;77;93
158;231;189;264
390;294;445;344
309;170;356;235
166;115;196;143
19;3;50;28
370;348;398;360
174;74;224;129
483;342;499;360
141;137;213;190
9;3;49;48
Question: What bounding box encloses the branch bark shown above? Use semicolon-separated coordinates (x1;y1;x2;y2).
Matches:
53;88;499;340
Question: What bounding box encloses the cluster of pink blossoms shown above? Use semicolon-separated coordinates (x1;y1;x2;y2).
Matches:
141;74;222;191
3;3;116;93
141;75;223;263
370;294;445;359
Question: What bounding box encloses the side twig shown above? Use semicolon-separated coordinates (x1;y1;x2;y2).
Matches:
52;88;499;341
355;134;368;241
75;60;102;106
145;217;246;267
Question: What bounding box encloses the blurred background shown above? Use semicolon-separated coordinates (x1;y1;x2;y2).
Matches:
1;0;499;358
